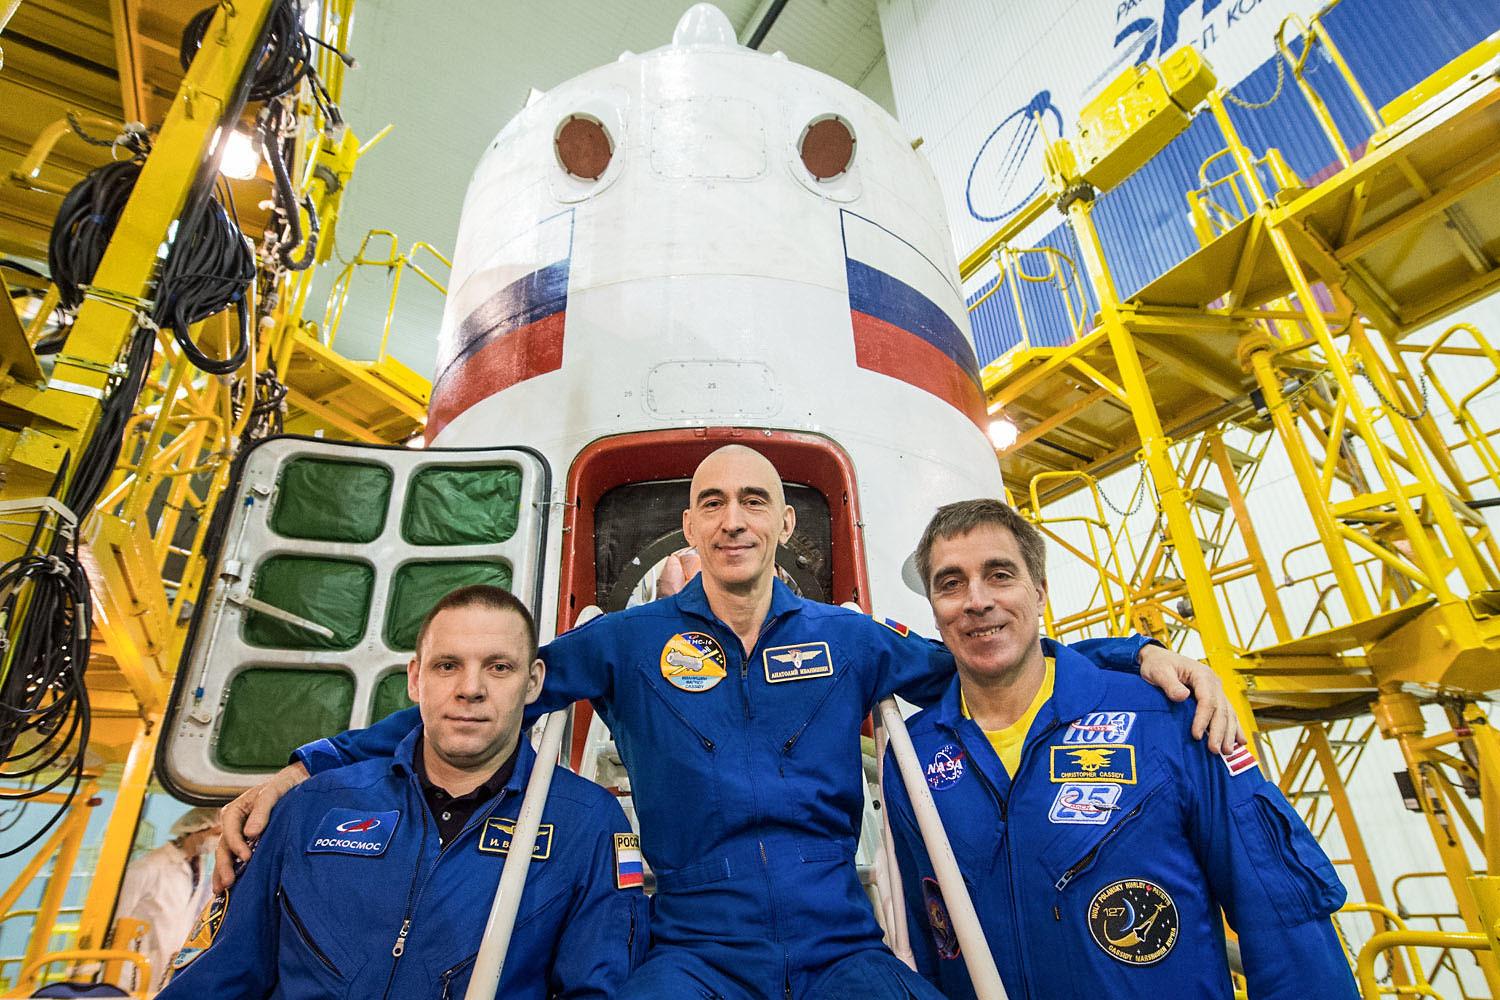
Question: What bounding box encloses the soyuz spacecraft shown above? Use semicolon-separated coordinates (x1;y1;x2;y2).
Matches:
159;4;1005;799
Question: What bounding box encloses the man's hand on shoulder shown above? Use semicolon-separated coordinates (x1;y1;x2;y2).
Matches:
1137;644;1247;754
213;761;309;892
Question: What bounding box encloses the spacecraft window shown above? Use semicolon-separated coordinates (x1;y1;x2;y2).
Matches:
799;116;855;181
555;114;613;180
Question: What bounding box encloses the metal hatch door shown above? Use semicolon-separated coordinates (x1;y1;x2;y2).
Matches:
158;436;549;801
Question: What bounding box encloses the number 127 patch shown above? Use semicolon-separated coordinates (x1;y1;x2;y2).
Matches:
1049;783;1123;825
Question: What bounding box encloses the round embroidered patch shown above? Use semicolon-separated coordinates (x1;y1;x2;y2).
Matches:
660;632;728;692
1087;878;1179;965
170;888;230;975
924;743;967;790
922;877;961;959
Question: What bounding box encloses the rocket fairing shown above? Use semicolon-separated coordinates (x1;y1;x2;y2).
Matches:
432;3;1003;636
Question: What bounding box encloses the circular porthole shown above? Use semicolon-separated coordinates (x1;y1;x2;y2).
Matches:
555;114;613;180
798;115;855;180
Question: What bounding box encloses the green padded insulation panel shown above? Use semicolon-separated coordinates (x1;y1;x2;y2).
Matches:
242;555;374;650
402;465;522;546
384;560;513;651
372;671;415;722
216;667;355;770
271;457;392;543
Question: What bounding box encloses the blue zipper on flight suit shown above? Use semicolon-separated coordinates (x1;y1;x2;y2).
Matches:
380;776;517;999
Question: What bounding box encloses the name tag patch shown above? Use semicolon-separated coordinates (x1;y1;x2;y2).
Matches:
1050;745;1137;784
660;632;727;693
307;808;400;856
477;817;554;860
763;642;833;683
1049;782;1123;824
1063;711;1136;745
614;832;643;889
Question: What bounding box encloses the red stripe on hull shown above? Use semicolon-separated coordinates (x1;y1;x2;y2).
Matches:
427;312;566;441
851;312;987;429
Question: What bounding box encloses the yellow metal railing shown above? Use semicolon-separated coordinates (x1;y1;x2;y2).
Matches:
318;229;450;361
1274;6;1384;168
965;245;1091;357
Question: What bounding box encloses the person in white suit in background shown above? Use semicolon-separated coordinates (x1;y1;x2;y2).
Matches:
112;806;221;995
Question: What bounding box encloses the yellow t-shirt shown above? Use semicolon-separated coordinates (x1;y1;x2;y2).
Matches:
962;657;1056;777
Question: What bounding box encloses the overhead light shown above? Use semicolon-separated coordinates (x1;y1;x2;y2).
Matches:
218;129;260;180
988;418;1019;450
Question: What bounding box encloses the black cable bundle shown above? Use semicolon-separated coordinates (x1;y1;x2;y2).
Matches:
47;159;143;312
0;460;93;858
153;193;257;374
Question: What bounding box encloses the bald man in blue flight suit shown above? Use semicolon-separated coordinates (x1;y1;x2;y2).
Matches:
885;499;1357;1000
162;586;647;999
216;445;1243;1000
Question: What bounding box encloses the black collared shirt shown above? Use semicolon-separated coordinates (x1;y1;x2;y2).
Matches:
412;739;518;846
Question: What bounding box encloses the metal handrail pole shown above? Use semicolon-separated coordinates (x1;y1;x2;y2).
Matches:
878;697;1007;999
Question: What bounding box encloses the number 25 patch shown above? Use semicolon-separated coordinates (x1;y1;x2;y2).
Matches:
1049;783;1122;824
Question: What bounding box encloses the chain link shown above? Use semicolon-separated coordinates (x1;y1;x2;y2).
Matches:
1225;57;1286;111
1097;461;1150;518
1356;363;1430;421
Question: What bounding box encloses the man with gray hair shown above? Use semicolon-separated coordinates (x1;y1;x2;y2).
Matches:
885;498;1356;999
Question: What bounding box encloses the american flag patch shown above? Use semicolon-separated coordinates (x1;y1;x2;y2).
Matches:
614;832;643;890
878;617;910;637
1220;743;1257;776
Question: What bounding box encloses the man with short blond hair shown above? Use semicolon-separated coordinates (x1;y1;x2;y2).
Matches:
886;498;1357;999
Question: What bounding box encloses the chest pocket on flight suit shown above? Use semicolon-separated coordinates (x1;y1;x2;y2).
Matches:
425;879;572;999
628;661;726;874
277;885;353;992
1038;762;1173;893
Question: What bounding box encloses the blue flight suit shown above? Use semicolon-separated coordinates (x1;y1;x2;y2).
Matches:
885;638;1357;1000
298;577;1154;999
160;728;647;999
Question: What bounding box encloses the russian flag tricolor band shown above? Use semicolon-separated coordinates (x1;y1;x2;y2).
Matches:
842;211;987;429
428;210;575;439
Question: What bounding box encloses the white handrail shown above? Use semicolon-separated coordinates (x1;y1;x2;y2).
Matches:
464;605;603;999
873;711;914;967
877;697;1008;1000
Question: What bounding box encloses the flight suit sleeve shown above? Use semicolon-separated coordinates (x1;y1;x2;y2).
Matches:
293;706;419;775
867;620;1152;710
548;798;650;998
1179;717;1358;999
881;755;944;985
156;798;294;998
1068;634;1158;673
530;616;617;718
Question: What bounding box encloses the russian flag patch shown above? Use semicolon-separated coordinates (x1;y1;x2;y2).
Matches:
877;617;910;638
1220;743;1258;777
614;832;643;890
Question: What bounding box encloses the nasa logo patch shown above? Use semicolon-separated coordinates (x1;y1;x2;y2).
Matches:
925;743;967;790
1087;879;1179;965
921;877;961;959
169;889;229;974
307;808;400;856
477;817;554;860
1063;711;1136;745
763;641;833;683
1049;745;1137;784
1049;782;1123;824
660;632;728;692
